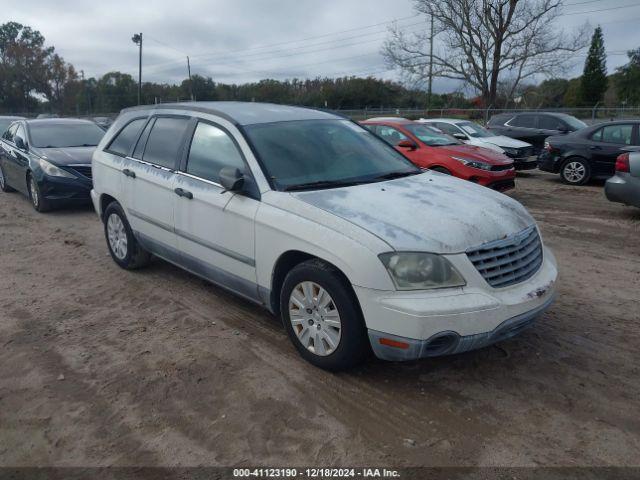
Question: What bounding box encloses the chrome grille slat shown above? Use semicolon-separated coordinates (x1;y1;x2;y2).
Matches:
467;226;543;288
476;239;542;273
467;230;538;263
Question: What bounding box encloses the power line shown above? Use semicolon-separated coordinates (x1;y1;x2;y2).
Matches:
559;2;640;15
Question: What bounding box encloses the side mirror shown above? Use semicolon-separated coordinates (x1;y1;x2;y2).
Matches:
14;136;27;151
397;139;417;150
557;126;569;134
219;167;245;194
452;132;467;140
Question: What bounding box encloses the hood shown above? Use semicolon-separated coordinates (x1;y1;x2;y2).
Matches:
482;136;532;149
291;172;535;254
440;144;512;165
32;146;95;166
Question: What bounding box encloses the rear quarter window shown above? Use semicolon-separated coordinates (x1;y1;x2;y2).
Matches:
106;118;147;156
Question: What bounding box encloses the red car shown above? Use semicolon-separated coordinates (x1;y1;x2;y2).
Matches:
361;119;516;191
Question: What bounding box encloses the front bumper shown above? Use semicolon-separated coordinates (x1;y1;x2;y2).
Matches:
355;246;558;361
605;173;640;208
37;174;92;204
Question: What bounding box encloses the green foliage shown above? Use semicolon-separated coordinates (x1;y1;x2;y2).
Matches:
615;48;640;104
580;27;607;105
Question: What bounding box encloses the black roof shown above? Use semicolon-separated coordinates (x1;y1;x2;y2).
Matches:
122;101;343;126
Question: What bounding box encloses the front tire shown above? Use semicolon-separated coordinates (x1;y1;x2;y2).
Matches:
560;157;591;185
280;259;369;371
28;174;51;212
103;201;151;269
0;164;15;192
430;166;452;175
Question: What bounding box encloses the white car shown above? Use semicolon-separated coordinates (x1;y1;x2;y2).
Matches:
91;102;558;370
417;118;537;170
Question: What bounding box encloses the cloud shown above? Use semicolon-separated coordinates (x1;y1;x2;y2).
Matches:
5;0;638;92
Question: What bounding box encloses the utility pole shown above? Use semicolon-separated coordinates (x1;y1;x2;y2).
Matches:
132;33;143;105
427;13;434;110
187;56;194;101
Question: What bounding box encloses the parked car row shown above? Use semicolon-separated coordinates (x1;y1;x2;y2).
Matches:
0;103;559;371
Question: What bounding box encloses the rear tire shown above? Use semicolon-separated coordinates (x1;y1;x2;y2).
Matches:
0;164;15;192
103;201;151;270
560;157;591;185
280;259;369;371
28;174;51;212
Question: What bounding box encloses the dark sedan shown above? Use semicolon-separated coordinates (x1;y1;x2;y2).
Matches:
0;118;105;212
538;121;640;185
487;112;587;153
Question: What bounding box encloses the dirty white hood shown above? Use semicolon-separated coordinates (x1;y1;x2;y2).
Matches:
291;172;535;254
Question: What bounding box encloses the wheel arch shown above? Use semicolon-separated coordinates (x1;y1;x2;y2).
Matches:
268;250;362;318
99;193;119;220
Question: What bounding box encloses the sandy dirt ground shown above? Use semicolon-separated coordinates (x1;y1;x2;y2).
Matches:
0;171;639;468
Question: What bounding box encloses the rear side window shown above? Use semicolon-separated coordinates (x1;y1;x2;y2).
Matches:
510;115;537;128
107;118;146;156
539;116;566;131
142;117;190;169
591;124;633;145
435;123;460;135
186;122;245;183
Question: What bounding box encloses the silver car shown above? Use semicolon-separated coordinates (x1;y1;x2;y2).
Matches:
605;152;640;208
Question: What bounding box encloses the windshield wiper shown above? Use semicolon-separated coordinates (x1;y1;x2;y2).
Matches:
68;144;98;147
283;179;363;191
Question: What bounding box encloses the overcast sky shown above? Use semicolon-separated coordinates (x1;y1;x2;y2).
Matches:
8;0;640;93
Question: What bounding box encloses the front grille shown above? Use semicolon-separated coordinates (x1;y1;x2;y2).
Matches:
467;226;543;288
491;164;514;171
69;165;92;179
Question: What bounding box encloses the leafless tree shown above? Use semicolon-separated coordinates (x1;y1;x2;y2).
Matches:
382;0;588;106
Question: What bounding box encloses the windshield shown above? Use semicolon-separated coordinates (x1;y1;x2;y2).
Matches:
456;121;494;138
244;119;420;191
29;123;105;148
561;115;587;131
403;124;459;146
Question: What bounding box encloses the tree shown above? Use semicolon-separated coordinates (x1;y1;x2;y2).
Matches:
580;26;607;105
0;22;53;112
383;0;587;107
615;48;640;104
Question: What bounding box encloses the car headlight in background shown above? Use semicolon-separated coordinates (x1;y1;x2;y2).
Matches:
501;147;518;156
379;252;466;290
451;156;493;171
35;157;76;178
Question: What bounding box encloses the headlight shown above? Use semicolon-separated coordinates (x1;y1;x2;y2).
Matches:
379;252;466;290
35;157;76;178
451;156;493;171
502;147;518;156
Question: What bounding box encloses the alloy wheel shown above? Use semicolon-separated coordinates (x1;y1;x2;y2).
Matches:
288;281;342;357
107;213;128;260
563;161;586;183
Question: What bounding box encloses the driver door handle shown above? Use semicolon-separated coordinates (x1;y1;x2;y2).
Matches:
590;146;602;151
174;187;193;200
122;168;136;178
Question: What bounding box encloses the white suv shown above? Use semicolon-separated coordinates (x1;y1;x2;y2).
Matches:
91;102;558;370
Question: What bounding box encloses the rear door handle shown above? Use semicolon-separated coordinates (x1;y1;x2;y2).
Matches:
122;168;136;178
174;187;193;200
590;146;602;150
